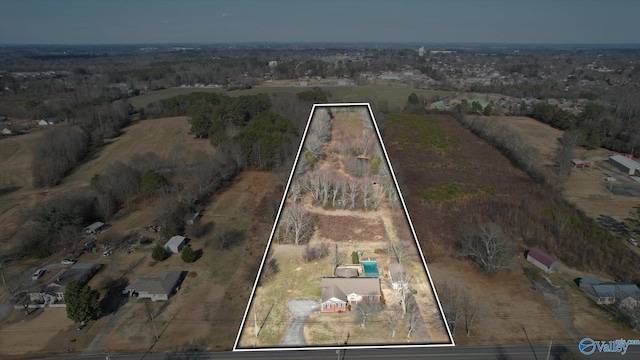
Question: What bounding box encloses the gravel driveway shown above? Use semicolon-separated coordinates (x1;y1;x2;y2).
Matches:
279;300;320;346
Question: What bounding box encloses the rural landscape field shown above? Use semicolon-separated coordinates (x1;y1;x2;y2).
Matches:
1;36;640;360
236;105;450;348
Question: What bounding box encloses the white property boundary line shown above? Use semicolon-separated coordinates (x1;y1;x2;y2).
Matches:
233;103;455;351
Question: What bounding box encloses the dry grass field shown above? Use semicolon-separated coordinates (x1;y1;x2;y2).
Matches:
0;109;280;357
487;115;638;222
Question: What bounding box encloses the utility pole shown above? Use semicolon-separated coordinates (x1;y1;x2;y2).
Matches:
105;348;111;360
546;336;553;360
150;311;159;341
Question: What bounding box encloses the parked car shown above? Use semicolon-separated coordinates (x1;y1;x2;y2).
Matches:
32;269;45;280
61;259;76;265
605;177;617;182
628;237;639;247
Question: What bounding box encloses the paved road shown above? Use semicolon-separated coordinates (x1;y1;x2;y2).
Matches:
39;344;640;360
279;300;320;346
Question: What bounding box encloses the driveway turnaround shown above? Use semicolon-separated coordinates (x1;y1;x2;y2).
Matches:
279;300;320;346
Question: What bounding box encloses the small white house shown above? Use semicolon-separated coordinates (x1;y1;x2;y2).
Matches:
1;128;11;135
165;236;186;253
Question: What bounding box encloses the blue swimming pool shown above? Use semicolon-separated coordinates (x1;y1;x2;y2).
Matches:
362;261;380;277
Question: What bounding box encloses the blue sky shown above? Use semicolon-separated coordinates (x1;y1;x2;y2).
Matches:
0;0;638;45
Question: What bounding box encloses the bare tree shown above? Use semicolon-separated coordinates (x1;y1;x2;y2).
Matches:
460;223;512;275
355;301;381;328
437;282;480;336
361;178;374;210
614;289;640;331
346;179;359;209
390;268;412;314
329;244;347;275
280;203;315;245
382;307;402;338
392;240;413;265
404;301;423;341
95;193;117;224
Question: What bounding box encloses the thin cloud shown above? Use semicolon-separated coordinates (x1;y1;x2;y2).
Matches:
221;12;233;18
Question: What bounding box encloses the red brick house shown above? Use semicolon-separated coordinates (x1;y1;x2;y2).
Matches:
321;277;381;313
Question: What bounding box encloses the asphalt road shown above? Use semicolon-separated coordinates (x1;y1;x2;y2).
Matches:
39;344;640;360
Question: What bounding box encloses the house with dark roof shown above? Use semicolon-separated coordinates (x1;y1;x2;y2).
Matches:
30;263;102;303
526;249;559;273
321;277;381;313
125;270;183;301
578;277;640;305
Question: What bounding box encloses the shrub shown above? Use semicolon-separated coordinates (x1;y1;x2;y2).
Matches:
181;245;197;263
351;251;359;264
151;244;167;261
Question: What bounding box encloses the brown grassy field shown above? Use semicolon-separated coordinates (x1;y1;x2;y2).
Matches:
487;115;638;222
0;109;279;357
383;113;639;345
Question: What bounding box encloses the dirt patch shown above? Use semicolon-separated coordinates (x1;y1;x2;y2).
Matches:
316;214;387;243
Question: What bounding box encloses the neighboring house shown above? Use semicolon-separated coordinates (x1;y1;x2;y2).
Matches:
30;263;102;303
85;221;105;234
165;236;187;253
38;119;49;126
1;128;11;135
321;277;381;313
578;277;640;305
609;154;640;176
125;270;183;301
526;248;559;273
388;263;409;290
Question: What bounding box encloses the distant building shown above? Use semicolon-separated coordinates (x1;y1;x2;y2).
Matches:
30;263;102;303
85;221;105;234
609;155;640;175
578;277;640;305
418;46;425;57
572;159;587;168
525;249;559;273
165;235;187;253
1;128;11;135
125;270;183;301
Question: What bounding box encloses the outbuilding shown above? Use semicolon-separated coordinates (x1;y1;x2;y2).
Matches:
165;235;187;253
525;248;559;273
85;221;105;234
609;155;640;175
